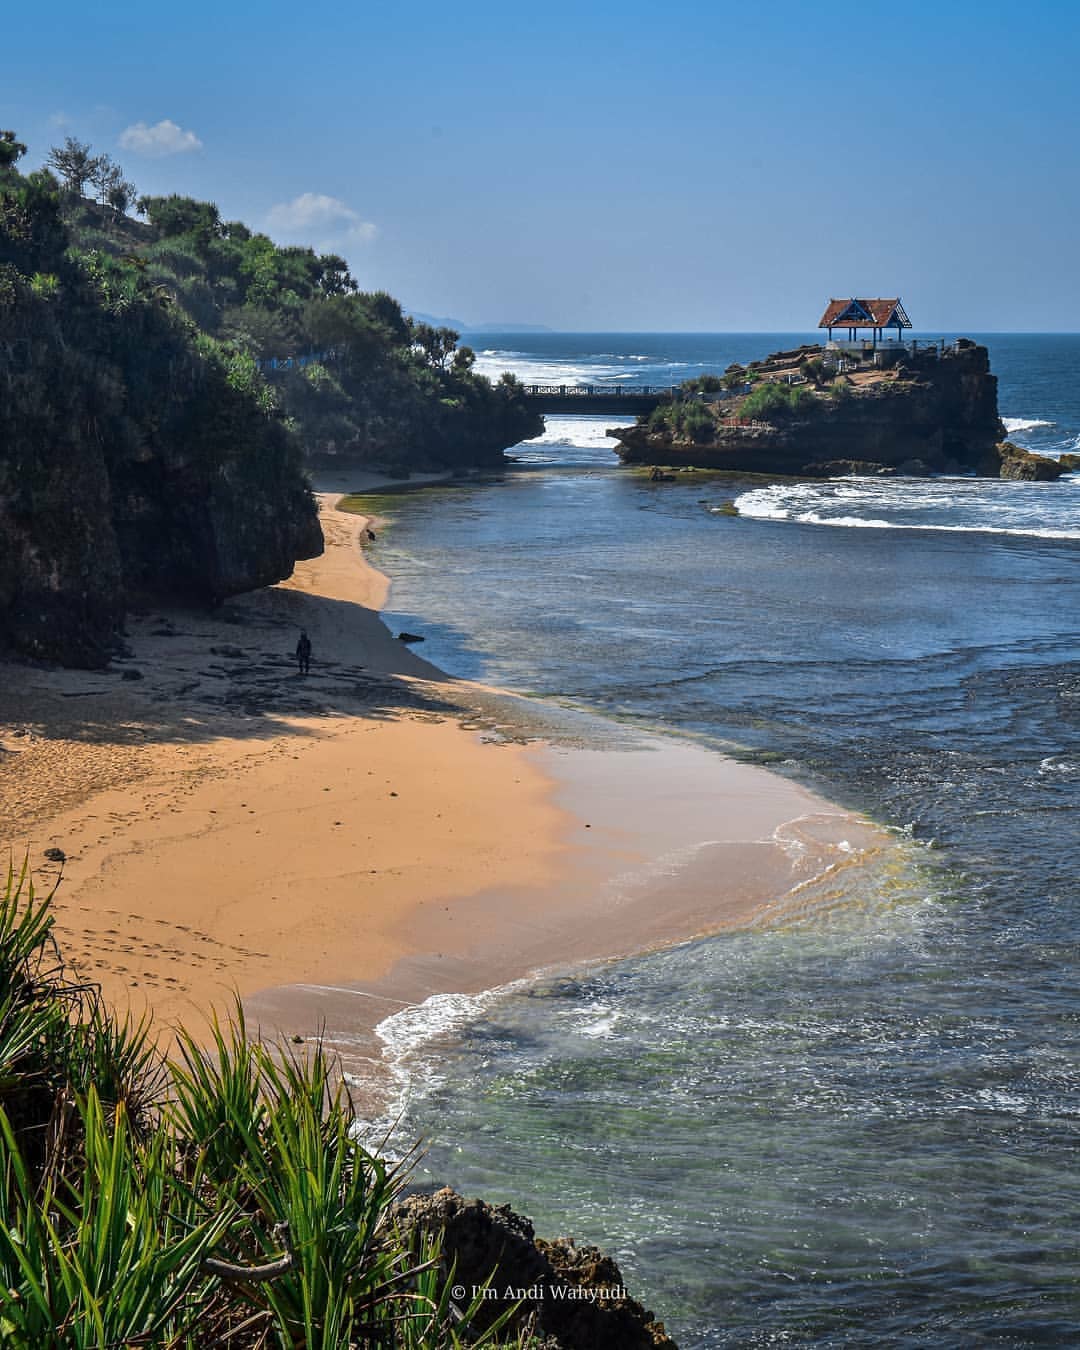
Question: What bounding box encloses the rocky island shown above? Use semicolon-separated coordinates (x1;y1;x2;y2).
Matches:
610;339;1073;481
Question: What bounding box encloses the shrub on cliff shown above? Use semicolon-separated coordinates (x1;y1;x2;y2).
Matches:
647;399;715;444
677;401;716;443
799;356;825;387
738;381;813;421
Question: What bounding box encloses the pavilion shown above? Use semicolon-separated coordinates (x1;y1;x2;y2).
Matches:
819;298;912;346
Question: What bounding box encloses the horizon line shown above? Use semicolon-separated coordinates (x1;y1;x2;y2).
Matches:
458;328;1080;336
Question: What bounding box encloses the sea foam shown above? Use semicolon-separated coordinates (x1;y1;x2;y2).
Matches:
731;479;1080;541
1003;416;1055;433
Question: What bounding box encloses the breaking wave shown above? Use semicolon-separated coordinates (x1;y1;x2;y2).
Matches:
1003;416;1055;433
733;477;1080;541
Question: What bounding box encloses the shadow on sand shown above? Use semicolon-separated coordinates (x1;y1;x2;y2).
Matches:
1;590;466;755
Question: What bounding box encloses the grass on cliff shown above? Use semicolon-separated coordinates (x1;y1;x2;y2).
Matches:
0;862;531;1348
737;381;814;421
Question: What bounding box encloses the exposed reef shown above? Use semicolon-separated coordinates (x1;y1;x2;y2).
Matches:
610;340;1066;481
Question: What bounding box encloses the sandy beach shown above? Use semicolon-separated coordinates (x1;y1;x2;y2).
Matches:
0;484;889;1068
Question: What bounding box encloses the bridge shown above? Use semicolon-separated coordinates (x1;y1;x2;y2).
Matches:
519;384;673;415
250;353;674;417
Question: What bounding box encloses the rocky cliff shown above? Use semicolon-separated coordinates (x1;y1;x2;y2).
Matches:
0;270;322;668
1;155;327;667
612;341;1065;480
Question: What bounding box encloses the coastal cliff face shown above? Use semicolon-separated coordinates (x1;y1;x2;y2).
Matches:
0;158;326;667
612;341;1062;480
300;367;543;476
0;215;322;667
1;145;539;671
0;334;323;666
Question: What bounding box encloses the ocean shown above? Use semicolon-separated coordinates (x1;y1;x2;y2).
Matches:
360;334;1079;1346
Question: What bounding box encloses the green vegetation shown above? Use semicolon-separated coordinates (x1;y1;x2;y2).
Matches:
737;381;814;420
679;374;723;396
648;398;715;443
0;863;531;1347
798;356;825;387
0;127;541;662
3;128;539;476
640;366;822;448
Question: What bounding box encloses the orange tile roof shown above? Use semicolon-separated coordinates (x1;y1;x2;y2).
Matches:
819;298;911;329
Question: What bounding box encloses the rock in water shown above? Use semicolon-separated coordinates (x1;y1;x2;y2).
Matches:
393;1187;677;1348
612;341;1014;478
996;441;1065;480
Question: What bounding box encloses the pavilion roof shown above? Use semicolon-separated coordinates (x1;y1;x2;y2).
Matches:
819;298;912;329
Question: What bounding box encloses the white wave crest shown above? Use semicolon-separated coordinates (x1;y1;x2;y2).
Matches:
350;982;526;1155
733;507;1080;541
524;415;623;451
1003;416;1055;433
731;480;1080;541
556;999;622;1039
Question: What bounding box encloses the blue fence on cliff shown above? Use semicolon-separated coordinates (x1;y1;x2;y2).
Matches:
254;348;341;373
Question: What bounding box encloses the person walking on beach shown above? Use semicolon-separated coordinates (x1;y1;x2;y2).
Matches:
296;629;312;676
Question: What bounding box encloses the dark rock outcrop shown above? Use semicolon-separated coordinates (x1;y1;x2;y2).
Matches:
996;441;1066;480
800;459;897;478
0;321;323;667
393;1187;677;1349
613;342;1021;478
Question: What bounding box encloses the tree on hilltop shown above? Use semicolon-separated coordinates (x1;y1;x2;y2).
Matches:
46;136;99;196
137;193;223;244
315;251;357;296
106;175;138;217
412;321;459;369
0;130;27;171
88;153;136;216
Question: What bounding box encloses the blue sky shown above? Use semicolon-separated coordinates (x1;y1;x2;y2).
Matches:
4;0;1078;330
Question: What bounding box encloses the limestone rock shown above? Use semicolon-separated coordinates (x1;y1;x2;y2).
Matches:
995;441;1064;481
393;1187;677;1349
614;342;1006;477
